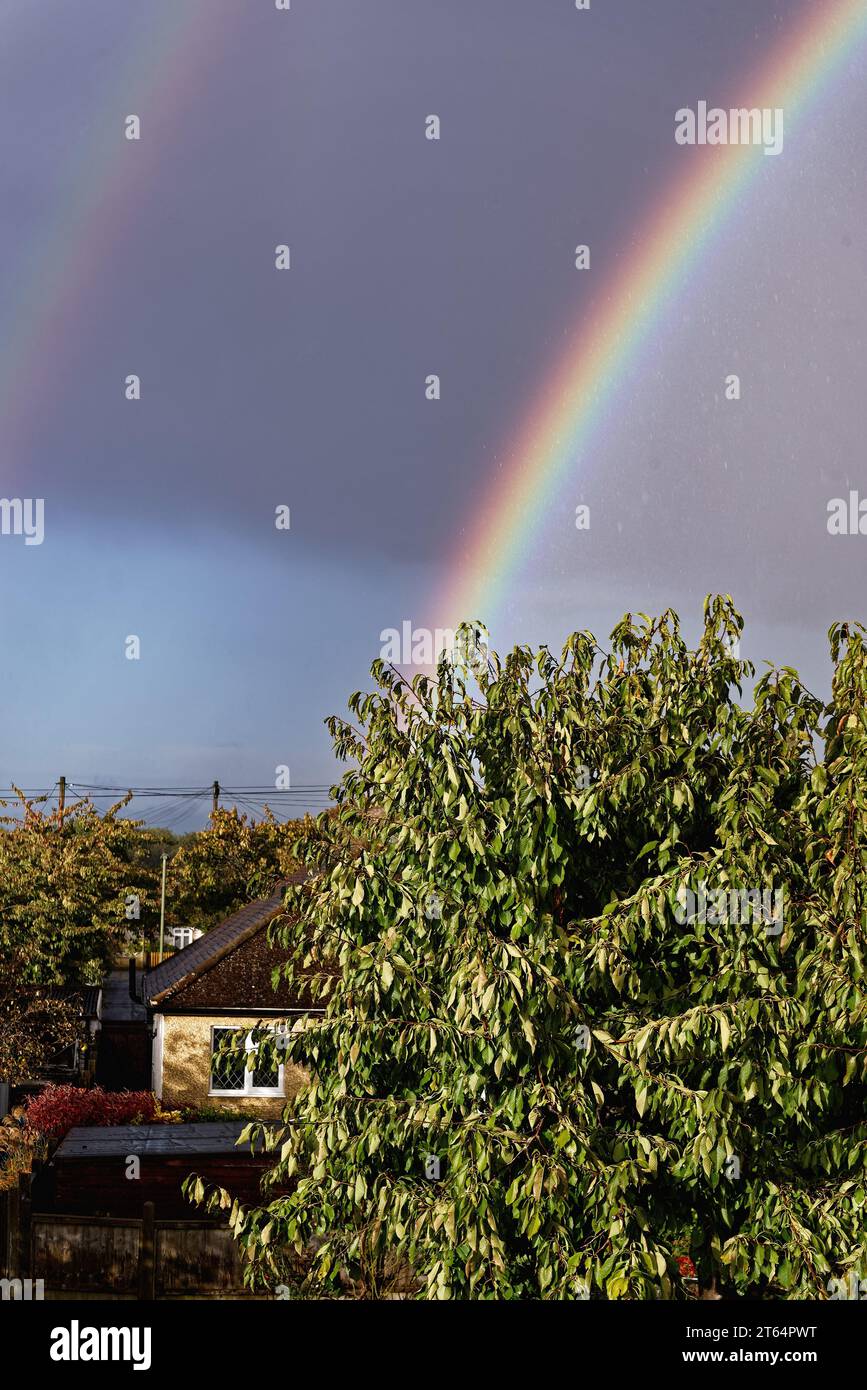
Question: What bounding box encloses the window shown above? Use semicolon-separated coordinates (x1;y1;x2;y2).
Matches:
209;1026;284;1097
171;928;195;949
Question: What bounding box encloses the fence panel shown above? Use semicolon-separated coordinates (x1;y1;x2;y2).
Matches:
18;1211;253;1299
32;1214;141;1296
157;1221;247;1296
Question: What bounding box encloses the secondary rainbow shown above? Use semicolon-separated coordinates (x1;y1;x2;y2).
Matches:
0;0;237;461
431;0;867;632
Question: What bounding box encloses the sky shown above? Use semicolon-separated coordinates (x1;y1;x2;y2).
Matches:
0;0;865;829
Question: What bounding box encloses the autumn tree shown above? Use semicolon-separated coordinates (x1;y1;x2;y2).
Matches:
0;791;156;1081
194;599;867;1300
166;807;308;933
0;790;157;983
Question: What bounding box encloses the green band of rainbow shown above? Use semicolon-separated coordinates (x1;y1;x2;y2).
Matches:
432;0;867;632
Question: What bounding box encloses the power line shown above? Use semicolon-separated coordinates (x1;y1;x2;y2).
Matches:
147;796;211;833
66;784;334;797
0;787;58;797
0;777;337;830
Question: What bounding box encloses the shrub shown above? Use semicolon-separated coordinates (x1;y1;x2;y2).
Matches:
0;1109;48;1191
24;1085;159;1139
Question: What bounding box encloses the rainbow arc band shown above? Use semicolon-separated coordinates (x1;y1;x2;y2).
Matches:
431;0;867;635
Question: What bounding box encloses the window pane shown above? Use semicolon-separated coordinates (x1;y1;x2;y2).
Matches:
211;1029;246;1091
252;1043;279;1089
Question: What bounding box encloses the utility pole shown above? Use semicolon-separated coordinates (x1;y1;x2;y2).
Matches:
58;775;66;828
212;780;220;817
159;853;167;957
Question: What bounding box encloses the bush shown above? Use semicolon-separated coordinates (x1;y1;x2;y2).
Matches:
0;1109;48;1191
24;1085;160;1138
23;1087;261;1141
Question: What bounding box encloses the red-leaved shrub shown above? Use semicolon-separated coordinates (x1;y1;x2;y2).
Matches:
24;1085;158;1139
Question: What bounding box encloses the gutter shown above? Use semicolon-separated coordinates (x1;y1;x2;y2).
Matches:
147;1006;326;1017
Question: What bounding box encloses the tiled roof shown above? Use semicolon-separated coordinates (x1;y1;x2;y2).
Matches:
142;874;306;1007
79;986;102;1019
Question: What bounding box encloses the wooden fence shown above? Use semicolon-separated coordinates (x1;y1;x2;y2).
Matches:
1;1177;257;1300
110;948;175;969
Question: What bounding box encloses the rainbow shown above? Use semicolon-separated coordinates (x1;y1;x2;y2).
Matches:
1;0;236;460
432;0;867;633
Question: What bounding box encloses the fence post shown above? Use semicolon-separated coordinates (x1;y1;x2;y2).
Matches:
0;1188;11;1279
5;1183;20;1280
139;1201;156;1301
18;1172;32;1279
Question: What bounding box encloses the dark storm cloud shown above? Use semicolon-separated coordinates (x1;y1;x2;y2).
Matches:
3;0;801;570
1;0;862;824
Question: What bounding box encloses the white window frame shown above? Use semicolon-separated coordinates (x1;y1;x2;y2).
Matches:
209;1024;284;1098
172;927;195;949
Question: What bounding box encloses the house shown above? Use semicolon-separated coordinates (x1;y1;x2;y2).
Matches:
139;877;320;1119
168;925;203;951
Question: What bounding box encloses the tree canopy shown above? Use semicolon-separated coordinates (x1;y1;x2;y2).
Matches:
0;791;150;987
0;791;150;1081
199;597;867;1300
166;807;307;933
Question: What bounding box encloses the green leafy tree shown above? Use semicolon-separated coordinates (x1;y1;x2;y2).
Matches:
194;599;867;1300
0;792;156;1081
166;807;307;934
0;791;155;985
